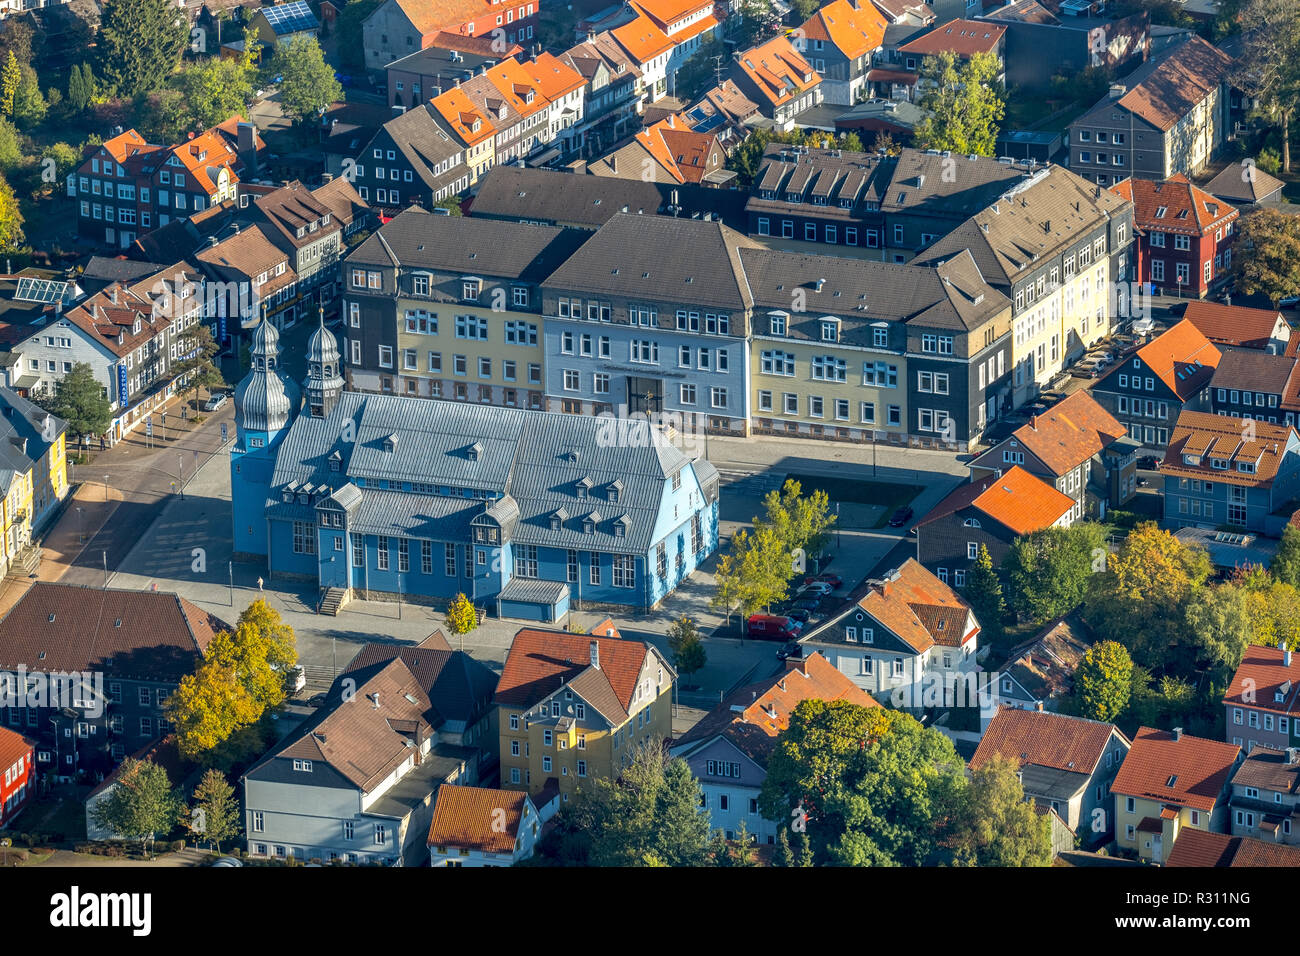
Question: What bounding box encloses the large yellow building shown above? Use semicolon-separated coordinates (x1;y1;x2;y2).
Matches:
495;622;675;801
0;388;68;575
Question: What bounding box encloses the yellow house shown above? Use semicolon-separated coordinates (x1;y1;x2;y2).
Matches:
495;621;675;801
0;388;68;575
428;87;498;186
1111;726;1242;864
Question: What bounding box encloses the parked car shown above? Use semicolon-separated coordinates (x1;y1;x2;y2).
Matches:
1279;294;1300;309
203;392;229;412
792;597;821;613
803;573;843;589
888;506;914;527
747;614;802;640
1137;455;1161;471
797;580;834;597
787;608;812;625
777;641;802;661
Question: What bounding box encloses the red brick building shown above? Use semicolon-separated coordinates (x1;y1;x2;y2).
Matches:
1110;174;1238;298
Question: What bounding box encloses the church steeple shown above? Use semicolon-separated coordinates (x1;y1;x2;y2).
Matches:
233;318;299;444
305;307;343;418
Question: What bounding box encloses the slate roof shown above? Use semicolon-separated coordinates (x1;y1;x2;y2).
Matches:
1203;162;1286;204
0;387;65;490
673;652;878;766
971;708;1123;776
469;166;665;227
372;104;466;194
268;394;694;554
1110;727;1241;813
1230;746;1300;794
1207;349;1295;396
0;583;222;681
427;784;529;852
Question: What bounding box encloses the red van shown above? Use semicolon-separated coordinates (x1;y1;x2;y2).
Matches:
746;614;802;640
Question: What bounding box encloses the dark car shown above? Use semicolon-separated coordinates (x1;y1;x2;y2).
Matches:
793;597;821;613
1137;455;1161;471
777;641;802;661
888;506;914;527
787;608;812;625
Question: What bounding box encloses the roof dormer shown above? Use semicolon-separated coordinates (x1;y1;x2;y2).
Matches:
383;433;398;452
606;479;623;503
575;476;593;498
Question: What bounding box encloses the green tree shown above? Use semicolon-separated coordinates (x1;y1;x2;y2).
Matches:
11;67;44;128
41;142;80;183
1005;523;1106;625
790;0;820;19
1234;0;1300;173
136;88;192;144
667;615;707;679
796;830;814;866
32;362;109;443
950;753;1052;866
68;64;96;112
445;592;478;648
0;118;20;172
1272;524;1300;587
186;768;240;852
773;826;793;866
174;322;222;410
88;758;182;857
1232;207;1300;306
963;543;1005;642
711;525;793;627
0;51;19;115
913;50;1006;156
1073;640;1133;722
172;57;253;132
432;195;463;216
758;478;836;571
732;0;781;47
271;36;342;124
96;0;188;98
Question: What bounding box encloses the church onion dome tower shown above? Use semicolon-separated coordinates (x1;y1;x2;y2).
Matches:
304;307;344;418
234;318;300;437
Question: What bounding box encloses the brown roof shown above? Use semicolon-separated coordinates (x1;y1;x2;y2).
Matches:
1109;174;1237;236
998;614;1093;701
1223;644;1300;714
971;707;1124;775
195;225;295;292
851;558;978;654
1166;827;1300;867
1182;301;1286;350
1097;318;1220;401
427;784;529;853
1207;348;1295;397
735;35;821;109
1159;410;1297;489
977;390;1126;477
87;734;186;798
674;652;878;765
1230;746;1300;794
1110;727;1241;813
898;18;1005;57
1098;36;1235;132
0;583;220;681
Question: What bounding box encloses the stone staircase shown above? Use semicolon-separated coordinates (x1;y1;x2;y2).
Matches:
6;545;39;580
317;587;349;616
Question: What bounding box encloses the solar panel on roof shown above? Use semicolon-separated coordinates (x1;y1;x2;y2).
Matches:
262;0;319;34
13;277;69;304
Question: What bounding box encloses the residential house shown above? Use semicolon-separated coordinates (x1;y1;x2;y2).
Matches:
797;0;888;106
86;735;189;840
832;96;927;144
495;623;676;799
633;0;724;87
671;652;879;843
798;558;980;710
427;783;559;865
242;633;498;865
0;388;67;574
523;52;587;157
558;30;645;157
248;0;320;48
915;464;1077;582
231;319;722;617
1066;36;1236;183
682;80;761;151
977;1;1149;90
1160;411;1300;533
588;115;728;185
362;0;541;71
916;164;1136;406
610;9;675;104
1110;174;1237;297
992;613;1093;712
1090;317;1220;449
1166;826;1300;866
0;583;222;776
351;102;471;211
385;44;503;112
1183;300;1291;355
0;726;33;826
427;86;498;186
1203;161;1286;207
1207;349;1294;422
968;389;1137;518
1223;645;1300;753
1111;726;1242;863
730;35;823;131
971;708;1130;845
195;227;302;334
897;18;1007;91
477;57;554;165
1226;746;1300;845
340;207;585;407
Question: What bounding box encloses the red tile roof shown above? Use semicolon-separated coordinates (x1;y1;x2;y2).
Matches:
1223;644;1300;714
971;707;1125;775
1159;410;1297;489
1097;318;1220;401
1181;301;1286;351
1166;827;1300;866
1109;175;1238;236
427;784;529;853
801;0;888;60
495;626;656;716
969;464;1076;535
1110;727;1241;813
977;390;1126;477
898;18;1005;57
735;35;822;108
0;726;33;776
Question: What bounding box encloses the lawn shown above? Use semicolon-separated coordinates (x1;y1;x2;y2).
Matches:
784;473;923;528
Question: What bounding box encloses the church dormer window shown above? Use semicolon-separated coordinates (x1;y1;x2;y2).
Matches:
383;434;398;452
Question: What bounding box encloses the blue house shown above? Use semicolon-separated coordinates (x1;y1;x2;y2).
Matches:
231;316;721;620
1160;410;1300;537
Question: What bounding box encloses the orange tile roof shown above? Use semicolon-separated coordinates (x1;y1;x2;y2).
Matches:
427;784;528;853
1098;318;1220;401
1223;644;1300;714
525;52;585;101
0;726;33;774
898;18;1005;57
392;0;490;36
95;128;154;165
631;116;720;184
430;86;495;146
486;57;549;118
632;0;712;30
674;652;878;764
967;464;1075;536
855;558;978;654
1160;410;1297;488
167;128;242;193
981;390;1126;477
1181;301;1285;350
736;35;822;108
1110;727;1241;813
971;708;1125;775
495;626;652;714
1166;827;1300;867
801;0;887;60
611;11;674;64
1109;175;1238;236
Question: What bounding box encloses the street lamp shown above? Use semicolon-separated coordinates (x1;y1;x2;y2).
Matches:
103;475;109;502
228;560;234;607
75;506;83;544
102;551;107;589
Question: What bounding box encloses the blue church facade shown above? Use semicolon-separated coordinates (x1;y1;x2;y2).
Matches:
231;318;721;619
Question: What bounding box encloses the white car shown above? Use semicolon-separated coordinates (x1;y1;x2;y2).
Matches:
797;581;834;597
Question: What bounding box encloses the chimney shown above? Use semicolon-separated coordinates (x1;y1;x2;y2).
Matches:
372;692;380;709
237;122;258;176
1289;747;1299;765
322;172;334;184
609;154;617;173
589;640;600;670
1030;414;1038;430
1109;83;1127;99
1172;726;1183;741
1286;648;1293;668
1035;701;1043;711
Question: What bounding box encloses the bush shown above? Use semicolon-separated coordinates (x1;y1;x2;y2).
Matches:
1258;148;1282;176
171;839;185;852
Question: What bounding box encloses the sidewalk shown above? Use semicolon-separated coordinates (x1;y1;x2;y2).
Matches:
0;482;126;618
